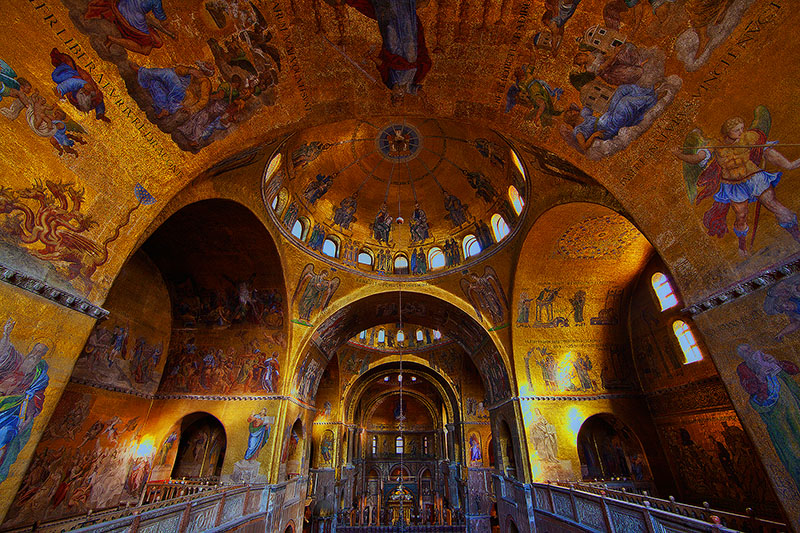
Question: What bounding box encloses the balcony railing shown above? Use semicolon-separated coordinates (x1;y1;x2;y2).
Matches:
336;526;465;532
533;481;787;533
139;479;222;504
0;481;276;533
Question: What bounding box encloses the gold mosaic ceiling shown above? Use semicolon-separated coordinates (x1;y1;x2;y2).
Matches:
2;0;797;300
263;118;527;276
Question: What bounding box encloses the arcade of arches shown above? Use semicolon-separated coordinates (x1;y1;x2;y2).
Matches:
2;1;800;532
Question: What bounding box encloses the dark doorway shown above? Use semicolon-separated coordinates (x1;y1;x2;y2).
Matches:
171;412;226;479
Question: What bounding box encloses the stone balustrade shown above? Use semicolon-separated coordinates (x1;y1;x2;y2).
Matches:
0;478;306;533
532;481;787;533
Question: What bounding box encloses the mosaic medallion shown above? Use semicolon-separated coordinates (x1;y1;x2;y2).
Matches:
376;123;422;162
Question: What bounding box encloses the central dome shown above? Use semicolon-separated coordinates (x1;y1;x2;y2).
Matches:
262;118;527;278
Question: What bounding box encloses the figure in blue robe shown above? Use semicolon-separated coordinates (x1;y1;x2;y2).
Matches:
572;84;657;143
344;0;432;104
0;318;49;483
244;409;272;460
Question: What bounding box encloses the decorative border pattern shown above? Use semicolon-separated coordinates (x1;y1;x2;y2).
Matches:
552;492;574;519
0;263;108;318
518;392;642;402
487;392;642;412
684;254;800;315
576;499;605;531
69;377;318;410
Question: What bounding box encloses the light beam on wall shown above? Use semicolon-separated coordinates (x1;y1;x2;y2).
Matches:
566;407;583;444
135;436;155;458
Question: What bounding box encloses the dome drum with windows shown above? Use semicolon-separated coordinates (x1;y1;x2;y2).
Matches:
262;118;527;278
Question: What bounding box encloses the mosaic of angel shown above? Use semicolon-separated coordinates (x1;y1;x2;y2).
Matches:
460;266;508;325
673;106;800;257
293;264;341;321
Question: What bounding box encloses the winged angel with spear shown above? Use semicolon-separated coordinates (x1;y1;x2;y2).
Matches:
672;106;800;257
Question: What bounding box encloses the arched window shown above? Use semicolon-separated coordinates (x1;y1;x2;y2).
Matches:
377;329;385;343
291;218;307;240
396;330;405;343
264;152;282;183
511;149;526;181
433;329;441;340
463;234;481;258
274;188;289;213
416;329;424;342
372;436;378;455
394;254;409;274
423;436;429;455
508;185;524;215
651;272;678;310
673;320;703;363
358;249;373;267
395;436;404;455
359;330;367;341
322;237;339;258
491;214;510;242
270;195;278;210
428;247;445;270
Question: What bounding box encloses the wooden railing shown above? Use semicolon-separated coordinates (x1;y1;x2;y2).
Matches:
533;482;787;533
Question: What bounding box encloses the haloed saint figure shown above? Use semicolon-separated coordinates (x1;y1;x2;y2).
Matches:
0;318;50;483
344;0;432;105
735;344;800;490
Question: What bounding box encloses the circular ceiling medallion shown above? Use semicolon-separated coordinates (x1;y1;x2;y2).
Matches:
376;123;422;163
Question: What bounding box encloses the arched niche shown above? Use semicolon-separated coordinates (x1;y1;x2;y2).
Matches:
496;419;518;480
284;418;305;480
345;362;463;462
512;202;652;395
505;516;520;533
576;413;651;483
171;412;227;479
139;199;288;397
389;464;411;481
